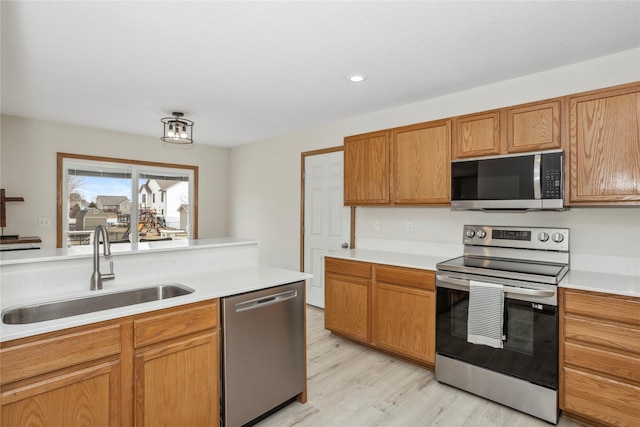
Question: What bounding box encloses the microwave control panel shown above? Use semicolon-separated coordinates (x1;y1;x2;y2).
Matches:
541;153;563;199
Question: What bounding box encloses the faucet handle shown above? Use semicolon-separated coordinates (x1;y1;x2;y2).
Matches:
103;260;116;281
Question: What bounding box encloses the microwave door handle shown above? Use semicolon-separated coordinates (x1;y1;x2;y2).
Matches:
436;274;555;298
533;153;542;200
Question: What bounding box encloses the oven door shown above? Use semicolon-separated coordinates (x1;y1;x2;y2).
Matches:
436;274;558;389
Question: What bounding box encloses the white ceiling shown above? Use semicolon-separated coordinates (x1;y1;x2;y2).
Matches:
2;1;639;148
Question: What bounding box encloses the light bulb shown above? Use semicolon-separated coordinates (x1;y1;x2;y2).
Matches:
167;124;174;137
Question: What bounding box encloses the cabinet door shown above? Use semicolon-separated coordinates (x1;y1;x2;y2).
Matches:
391;120;451;204
506;99;561;153
564;367;640;427
134;332;219;427
373;282;435;364
453;111;500;159
324;272;370;342
569;83;640;203
2;360;120;427
344;130;389;205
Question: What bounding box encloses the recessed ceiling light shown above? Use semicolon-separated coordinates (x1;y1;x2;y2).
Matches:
349;74;367;83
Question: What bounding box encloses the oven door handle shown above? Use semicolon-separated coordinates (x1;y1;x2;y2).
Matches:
436;274;556;298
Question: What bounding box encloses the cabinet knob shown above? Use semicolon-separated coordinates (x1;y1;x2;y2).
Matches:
341;242;349;249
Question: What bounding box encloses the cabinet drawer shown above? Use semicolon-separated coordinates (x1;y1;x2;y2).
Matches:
564;367;640;427
564;289;640;326
375;265;434;290
565;341;640;384
1;325;121;385
564;316;640;355
325;258;372;279
134;301;218;348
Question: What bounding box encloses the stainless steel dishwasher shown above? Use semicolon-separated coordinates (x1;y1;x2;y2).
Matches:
221;281;305;427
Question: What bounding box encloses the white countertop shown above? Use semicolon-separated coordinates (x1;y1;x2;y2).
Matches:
1;265;311;342
324;249;640;298
560;270;640;298
324;248;447;271
0;237;259;266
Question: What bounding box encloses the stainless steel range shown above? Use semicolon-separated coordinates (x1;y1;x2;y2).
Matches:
435;225;569;424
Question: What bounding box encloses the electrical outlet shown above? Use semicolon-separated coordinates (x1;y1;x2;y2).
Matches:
374;220;381;231
38;218;51;227
406;221;414;232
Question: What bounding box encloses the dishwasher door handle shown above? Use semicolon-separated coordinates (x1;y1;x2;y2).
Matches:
235;289;298;312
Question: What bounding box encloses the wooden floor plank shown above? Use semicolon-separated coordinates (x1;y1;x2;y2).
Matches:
255;306;580;427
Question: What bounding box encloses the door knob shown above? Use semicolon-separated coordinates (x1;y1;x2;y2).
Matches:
341;242;349;249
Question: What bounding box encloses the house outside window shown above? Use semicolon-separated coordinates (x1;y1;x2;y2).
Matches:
58;154;197;248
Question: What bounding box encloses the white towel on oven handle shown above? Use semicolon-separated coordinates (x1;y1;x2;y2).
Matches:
467;280;505;349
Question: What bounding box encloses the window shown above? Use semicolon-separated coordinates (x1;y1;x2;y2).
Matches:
57;153;198;248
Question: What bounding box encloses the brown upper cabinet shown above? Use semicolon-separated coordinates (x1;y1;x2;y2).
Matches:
453;111;501;158
344;120;451;206
391;120;451;204
568;82;640;204
506;100;562;153
344;130;389;205
344;81;639;207
452;98;562;159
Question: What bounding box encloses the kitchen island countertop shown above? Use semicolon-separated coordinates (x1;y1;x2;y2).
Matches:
1;265;311;342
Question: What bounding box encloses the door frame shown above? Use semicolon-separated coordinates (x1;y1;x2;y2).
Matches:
299;146;356;272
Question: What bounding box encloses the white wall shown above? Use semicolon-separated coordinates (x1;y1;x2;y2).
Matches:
0;115;230;248
229;48;640;271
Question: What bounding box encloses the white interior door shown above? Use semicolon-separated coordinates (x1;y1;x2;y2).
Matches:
304;150;351;308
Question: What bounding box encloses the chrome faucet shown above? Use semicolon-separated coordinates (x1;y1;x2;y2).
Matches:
90;225;115;290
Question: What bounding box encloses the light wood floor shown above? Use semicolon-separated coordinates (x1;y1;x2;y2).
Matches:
255;306;581;427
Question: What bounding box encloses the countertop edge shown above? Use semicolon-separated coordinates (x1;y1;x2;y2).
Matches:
0;238;260;266
1;265;311;343
323;249;640;298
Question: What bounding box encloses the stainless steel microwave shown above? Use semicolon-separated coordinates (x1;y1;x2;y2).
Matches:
451;150;564;211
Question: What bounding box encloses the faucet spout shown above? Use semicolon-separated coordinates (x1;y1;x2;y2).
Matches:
90;224;115;290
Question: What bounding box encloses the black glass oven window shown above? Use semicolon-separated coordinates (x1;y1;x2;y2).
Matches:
451;294;468;339
503;305;534;356
436;288;558;389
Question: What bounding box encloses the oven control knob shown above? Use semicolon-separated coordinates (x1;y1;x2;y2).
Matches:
551;232;564;243
465;229;475;238
538;232;549;242
476;230;486;239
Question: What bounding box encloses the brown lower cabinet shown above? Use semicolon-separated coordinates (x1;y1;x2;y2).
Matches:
560;289;640;427
0;299;219;427
324;257;435;367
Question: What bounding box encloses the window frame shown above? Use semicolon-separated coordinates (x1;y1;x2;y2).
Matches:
57;152;198;248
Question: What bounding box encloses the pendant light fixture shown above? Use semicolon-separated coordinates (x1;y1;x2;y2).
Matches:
161;112;194;145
